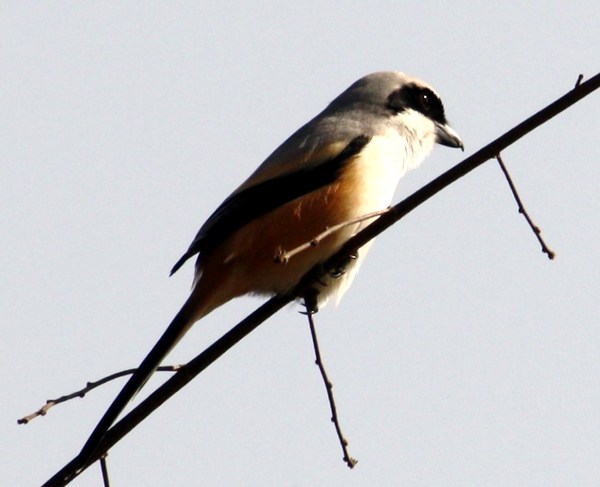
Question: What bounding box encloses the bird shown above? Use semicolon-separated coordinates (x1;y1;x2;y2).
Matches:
80;71;463;457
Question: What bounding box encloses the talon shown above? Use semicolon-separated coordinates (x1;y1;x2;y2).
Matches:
274;248;288;264
302;289;320;314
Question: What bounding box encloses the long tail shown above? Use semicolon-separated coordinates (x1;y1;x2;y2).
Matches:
77;290;211;463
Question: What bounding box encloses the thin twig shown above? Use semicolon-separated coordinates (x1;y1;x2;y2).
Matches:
18;365;182;425
42;72;600;487
43;296;291;487
496;154;555;259
99;454;110;487
303;292;357;468
575;74;584;88
275;209;390;264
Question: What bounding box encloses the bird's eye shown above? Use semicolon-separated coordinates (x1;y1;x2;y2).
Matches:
418;92;431;113
386;85;447;124
412;87;447;123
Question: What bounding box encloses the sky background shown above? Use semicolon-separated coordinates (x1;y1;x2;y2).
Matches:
2;2;599;486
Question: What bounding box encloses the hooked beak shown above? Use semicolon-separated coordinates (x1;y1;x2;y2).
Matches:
435;122;464;151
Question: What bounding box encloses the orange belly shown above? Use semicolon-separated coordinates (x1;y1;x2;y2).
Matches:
192;135;404;315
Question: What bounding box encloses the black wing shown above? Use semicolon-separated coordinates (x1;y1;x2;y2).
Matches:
170;135;371;275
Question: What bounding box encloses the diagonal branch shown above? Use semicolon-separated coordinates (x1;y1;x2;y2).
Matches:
496;153;556;259
18;366;182;425
274;208;390;264
42;72;600;487
304;294;357;468
43;295;292;487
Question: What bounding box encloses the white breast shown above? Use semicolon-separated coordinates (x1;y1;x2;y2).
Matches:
316;127;430;305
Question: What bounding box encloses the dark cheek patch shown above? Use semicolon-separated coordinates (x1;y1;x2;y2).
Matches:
386;84;447;125
386;89;406;114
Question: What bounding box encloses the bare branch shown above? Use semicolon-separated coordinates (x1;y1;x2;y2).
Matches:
496;154;555;259
274;208;390;264
41;72;600;487
303;292;357;468
42;296;292;487
323;73;599;268
100;454;110;487
18;366;182;425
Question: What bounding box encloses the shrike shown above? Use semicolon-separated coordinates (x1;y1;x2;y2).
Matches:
83;71;463;451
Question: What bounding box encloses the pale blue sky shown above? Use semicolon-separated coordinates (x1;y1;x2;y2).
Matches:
2;2;599;486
